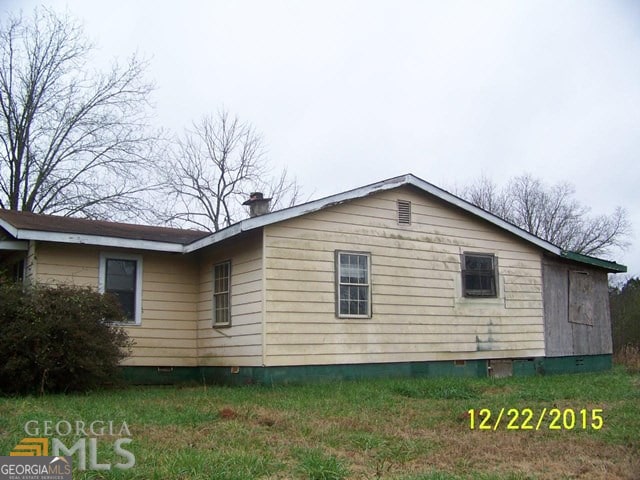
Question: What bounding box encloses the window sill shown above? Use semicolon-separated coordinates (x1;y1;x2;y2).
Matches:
455;296;504;307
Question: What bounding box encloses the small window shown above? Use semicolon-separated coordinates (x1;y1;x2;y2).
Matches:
397;200;411;225
336;251;371;318
12;259;25;283
99;254;143;324
213;261;231;327
461;253;497;297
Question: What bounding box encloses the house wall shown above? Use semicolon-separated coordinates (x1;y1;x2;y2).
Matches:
543;258;612;356
197;231;264;366
25;241;37;285
263;186;545;367
33;242;199;367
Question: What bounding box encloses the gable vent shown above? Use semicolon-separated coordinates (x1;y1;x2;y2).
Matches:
397;200;411;225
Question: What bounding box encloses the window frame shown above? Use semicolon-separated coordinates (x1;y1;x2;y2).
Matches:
335;251;372;319
99;252;143;325
212;260;232;328
461;252;498;298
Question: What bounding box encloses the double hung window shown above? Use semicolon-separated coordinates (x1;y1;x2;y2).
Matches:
336;252;371;318
213;261;231;327
99;254;143;324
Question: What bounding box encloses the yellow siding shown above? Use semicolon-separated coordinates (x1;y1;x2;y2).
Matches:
197;232;263;366
263;186;545;366
35;243;99;287
34;243;199;367
27;183;548;370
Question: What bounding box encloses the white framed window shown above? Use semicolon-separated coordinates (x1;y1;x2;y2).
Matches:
99;253;143;325
213;261;231;327
461;252;498;298
336;251;371;318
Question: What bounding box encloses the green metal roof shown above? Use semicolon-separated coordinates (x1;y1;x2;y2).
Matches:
560;251;627;273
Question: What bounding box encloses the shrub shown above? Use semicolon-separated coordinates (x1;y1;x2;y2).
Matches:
0;283;133;394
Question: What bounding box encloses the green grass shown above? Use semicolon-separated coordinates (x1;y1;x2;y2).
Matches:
0;368;638;479
295;448;350;480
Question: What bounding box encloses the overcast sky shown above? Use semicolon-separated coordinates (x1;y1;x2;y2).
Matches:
3;0;639;276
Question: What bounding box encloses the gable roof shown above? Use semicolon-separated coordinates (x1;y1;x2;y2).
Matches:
185;174;562;252
183;174;626;272
0;174;627;272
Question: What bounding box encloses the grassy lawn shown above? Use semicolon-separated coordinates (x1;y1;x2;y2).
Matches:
1;368;638;480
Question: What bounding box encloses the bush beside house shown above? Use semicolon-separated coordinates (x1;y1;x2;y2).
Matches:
0;282;133;394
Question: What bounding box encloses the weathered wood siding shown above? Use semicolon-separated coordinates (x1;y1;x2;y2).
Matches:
34;243;199;366
263;186;545;366
197;231;264;366
543;258;612;356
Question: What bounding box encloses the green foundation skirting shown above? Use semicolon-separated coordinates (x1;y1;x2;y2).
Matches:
119;354;611;386
538;354;612;375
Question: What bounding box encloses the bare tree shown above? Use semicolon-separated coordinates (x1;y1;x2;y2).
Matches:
459;175;509;219
461;174;630;257
0;8;159;221
161;110;302;231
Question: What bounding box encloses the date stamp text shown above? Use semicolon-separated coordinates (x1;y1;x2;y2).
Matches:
468;408;603;431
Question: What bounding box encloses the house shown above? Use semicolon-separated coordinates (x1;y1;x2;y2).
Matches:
0;174;627;384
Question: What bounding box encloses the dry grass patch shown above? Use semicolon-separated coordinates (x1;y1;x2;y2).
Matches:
1;368;638;479
425;428;638;480
614;345;640;373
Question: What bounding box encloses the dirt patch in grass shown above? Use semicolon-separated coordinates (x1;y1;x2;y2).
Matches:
219;407;237;419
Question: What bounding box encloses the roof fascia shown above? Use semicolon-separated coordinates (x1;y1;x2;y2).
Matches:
404;175;564;256
404;176;627;271
6;229;184;252
183;223;243;252
560;251;627;273
0;218;19;238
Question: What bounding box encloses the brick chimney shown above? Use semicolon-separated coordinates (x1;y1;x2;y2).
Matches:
243;192;272;217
